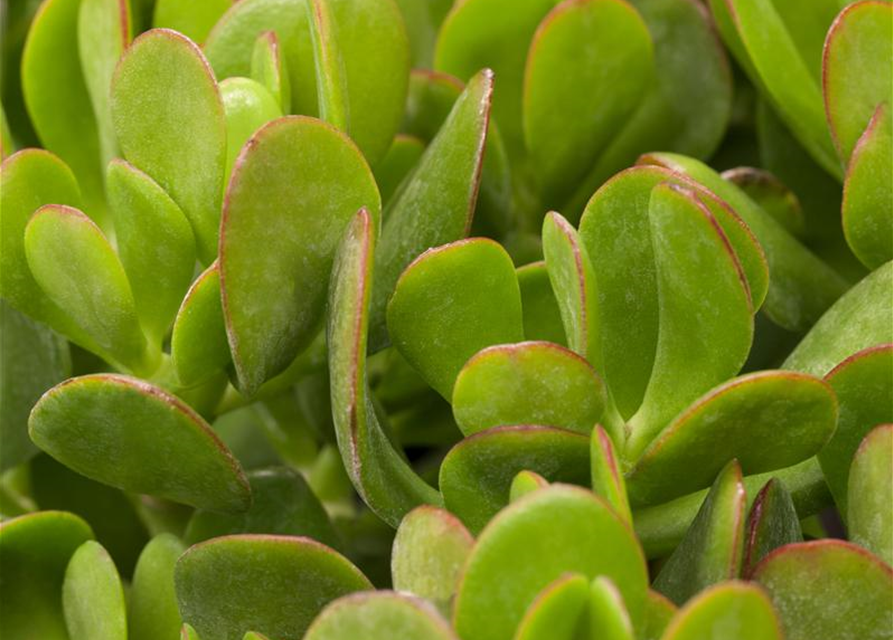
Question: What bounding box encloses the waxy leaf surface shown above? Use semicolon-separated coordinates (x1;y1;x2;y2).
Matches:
153;0;231;42
62;540;127;640
660;582;782;640
251;31;291;112
742;479;802;576
220;77;282;182
848;424;893;565
514;573;590;640
590;426;632;524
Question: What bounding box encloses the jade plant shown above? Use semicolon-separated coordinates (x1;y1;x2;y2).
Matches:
0;0;891;639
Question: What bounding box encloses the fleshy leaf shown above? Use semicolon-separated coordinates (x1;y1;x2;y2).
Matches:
640;590;676;640
848;424;893;565
251;31;291;112
653;461;746;605
587;577;635;640
721;167;805;237
627;371;837;506
306;0;349;132
387;238;524;400
181;624;201;640
111;28;226;263
129;534;186;640
373;134;426;205
0;511;94;639
590;426;632;525
220;77;282;182
391;506;474;615
514;573;590;640
175;534;372;640
393;0;452;68
220;116;380;395
24;204;152;373
753;540;893;640
107;159;196;346
660;581;782;640
523;0;652;207
510;470;550;502
453;484;648;640
152;0;231;43
62;540;127;640
328;209;441;527
0;103;13;159
440;426;590;534
29;374;250;512
742;479;803;576
517;261;566;345
819;344;893;512
304;592;458;640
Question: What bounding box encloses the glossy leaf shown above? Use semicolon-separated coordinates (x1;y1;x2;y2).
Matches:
590;426;632;525
627;371;836;506
251;31;291;112
626;184;753;458
822;1;892;164
660;581;782;640
388;238;524;399
184;467;338;548
220;116;380;394
175;534;373;640
152;0;232;43
514;573;590;640
453;485;648;640
742;479;803;576
753;540;893;640
112;28;226;263
220;77;282;182
819;344;893;512
848;424;893;565
328;209;441;527
29;374;251;512
24;204;152;373
63;540;127;640
370;69;494;345
129;534;186;640
391;506;474;614
653;461;746;605
107;159;196;346
516;261;566;345
304;592;458;640
439;426;590;534
0;511;94;639
524;0;652;206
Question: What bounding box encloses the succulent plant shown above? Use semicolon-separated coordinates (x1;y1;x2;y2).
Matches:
0;0;891;639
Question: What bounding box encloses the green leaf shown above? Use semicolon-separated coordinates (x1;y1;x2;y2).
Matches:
152;0;232;43
306;0;349;132
393;0;452;68
24;204;153;373
29;374;251;512
184;467;338;549
523;0;652;207
63;540;127;640
181;624;201;640
328;209;441;527
387;238;524;399
220;116;379;394
220;77;282;182
0;511;94;640
453;341;605;436
742;479;803;576
440;426;590;534
590;426;632;525
822;1;892;164
842;103;892;269
653;461;746;605
0;103;13;159
369;68;494;343
251;31;291;112
627;371;837;506
721;167;806;237
640;590;676;640
22;0;106;223
453;484;648;640
0;302;69;471
516;261;566;345
660;581;782;640
514;573;590;640
129;534;186;640
509;470;550;501
111;28;226;263
391;506;474;615
373;134;426;205
171;262;231;387
753;540;893;640
819;344;893;512
848;424;893;565
304;592;458;640
587;577;634;640
626;184;753;458
107;159;196;346
175;534;372;640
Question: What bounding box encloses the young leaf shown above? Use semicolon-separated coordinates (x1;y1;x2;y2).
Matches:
62;540;127;640
387;238;524;400
29;374;251;513
106;159;196;347
111;28;226;263
742;479;803;576
439;426;590;534
586;577;634;640
391;506;474;615
640;590;676;640
152;0;232;43
721;167;806;237
653;460;746;605
220;77;282;182
453;485;648;640
848;424;893;565
175;534;372;640
251;31;291;112
516;261;566;345
129;534;186;640
590;426;632;525
514;573;590;640
510;470;550;502
220;116;380;395
660;581;782;640
0;511;94;640
753;540;893;640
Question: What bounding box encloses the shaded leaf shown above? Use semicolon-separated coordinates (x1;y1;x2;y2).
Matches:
373;134;426;204
63;540;127;640
640;590;676;640
848;424;893;565
590;426;632;525
742;479;803;576
251;31;291;112
721;167;805;237
153;0;232;43
660;581;782;640
129;534;186;640
516;261;566;345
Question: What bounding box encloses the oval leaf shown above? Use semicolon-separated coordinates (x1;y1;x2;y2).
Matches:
742;479;803;576
63;540;127;640
661;581;782;640
220;77;282;182
515;573;590;640
129;534;186;640
848;424;893;565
